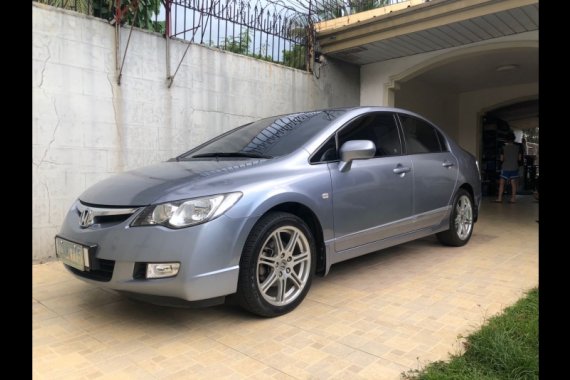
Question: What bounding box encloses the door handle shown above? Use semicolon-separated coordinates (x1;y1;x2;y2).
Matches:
442;161;454;168
393;166;411;174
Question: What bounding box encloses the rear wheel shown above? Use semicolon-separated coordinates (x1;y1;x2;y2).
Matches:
437;189;474;246
237;212;315;317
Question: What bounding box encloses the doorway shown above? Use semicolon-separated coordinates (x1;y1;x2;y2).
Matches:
480;100;539;197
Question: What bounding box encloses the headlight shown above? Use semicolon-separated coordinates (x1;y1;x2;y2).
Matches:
131;192;242;228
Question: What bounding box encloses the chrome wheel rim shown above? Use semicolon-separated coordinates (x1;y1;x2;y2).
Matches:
256;226;311;306
455;195;473;240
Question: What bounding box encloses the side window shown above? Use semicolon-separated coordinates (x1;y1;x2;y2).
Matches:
435;129;449;152
311;136;337;163
338;112;402;157
399;114;441;154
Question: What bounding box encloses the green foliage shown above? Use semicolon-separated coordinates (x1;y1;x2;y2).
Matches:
37;0;93;13
315;0;393;20
351;0;391;13
403;288;539;380
283;44;306;70
221;30;252;55
219;30;304;70
315;1;345;20
37;0;162;33
122;0;162;33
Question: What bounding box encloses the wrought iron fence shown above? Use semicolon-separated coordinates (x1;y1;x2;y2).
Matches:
168;1;308;70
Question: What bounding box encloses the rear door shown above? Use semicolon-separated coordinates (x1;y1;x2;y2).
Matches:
397;113;459;229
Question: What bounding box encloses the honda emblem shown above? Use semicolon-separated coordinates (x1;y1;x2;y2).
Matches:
79;209;94;228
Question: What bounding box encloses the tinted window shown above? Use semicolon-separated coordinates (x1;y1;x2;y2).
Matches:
399;114;441;154
181;110;346;159
311;112;402;163
435;129;448;152
312;137;337;163
339;112;402;157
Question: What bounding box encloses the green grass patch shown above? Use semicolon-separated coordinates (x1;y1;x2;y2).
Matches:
403;287;538;380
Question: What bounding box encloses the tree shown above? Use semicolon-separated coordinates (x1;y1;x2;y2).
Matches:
220;30;274;63
118;0;163;33
221;30;252;55
283;44;306;70
36;0;163;33
36;0;92;14
270;0;394;21
350;0;392;14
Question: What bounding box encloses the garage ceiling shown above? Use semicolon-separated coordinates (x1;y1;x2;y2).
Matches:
411;47;538;92
317;0;539;66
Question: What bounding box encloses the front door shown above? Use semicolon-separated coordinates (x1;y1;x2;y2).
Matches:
328;112;414;252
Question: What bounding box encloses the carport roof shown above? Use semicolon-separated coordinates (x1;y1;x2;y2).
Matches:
316;0;539;65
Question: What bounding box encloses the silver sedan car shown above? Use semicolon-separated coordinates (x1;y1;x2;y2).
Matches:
56;107;481;317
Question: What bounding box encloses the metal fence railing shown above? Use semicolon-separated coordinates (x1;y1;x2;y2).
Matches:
168;1;308;70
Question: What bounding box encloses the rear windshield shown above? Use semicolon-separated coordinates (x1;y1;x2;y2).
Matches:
180;110;346;159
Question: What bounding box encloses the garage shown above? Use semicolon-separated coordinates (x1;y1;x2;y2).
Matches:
317;0;539;197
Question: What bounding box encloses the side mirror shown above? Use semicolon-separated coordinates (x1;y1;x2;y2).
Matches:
338;140;376;172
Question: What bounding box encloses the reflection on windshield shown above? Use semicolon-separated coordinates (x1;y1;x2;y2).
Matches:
180;110;346;160
241;112;320;156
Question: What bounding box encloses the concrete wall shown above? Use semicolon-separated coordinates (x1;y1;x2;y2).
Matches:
32;3;360;261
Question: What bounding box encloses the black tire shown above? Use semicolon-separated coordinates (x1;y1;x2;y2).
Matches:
236;212;316;317
437;189;474;247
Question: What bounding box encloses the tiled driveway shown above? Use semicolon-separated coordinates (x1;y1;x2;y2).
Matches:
33;196;538;379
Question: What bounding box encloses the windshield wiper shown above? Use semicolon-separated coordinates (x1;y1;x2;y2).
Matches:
190;152;273;159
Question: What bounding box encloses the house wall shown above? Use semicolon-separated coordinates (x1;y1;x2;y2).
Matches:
32;3;360;261
393;80;459;140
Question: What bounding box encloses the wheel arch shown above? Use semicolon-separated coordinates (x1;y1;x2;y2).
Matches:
264;202;327;277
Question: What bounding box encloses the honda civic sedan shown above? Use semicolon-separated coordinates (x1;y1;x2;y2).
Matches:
56;107;481;317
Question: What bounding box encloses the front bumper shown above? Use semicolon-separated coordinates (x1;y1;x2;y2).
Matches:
57;203;256;302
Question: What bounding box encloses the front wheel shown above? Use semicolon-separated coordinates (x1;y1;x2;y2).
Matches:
236;212;316;317
437;189;474;246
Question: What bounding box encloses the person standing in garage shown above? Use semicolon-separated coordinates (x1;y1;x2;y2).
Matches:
494;131;523;203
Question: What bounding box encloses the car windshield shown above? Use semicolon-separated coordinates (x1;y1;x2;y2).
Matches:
179;110;346;160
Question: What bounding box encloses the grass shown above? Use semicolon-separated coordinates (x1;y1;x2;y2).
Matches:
403;287;538;380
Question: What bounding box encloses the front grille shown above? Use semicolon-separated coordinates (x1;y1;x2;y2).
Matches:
76;202;139;228
93;214;132;225
66;257;115;282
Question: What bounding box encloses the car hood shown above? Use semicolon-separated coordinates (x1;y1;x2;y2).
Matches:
79;159;268;206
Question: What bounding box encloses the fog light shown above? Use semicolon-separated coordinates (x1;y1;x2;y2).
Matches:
146;263;180;279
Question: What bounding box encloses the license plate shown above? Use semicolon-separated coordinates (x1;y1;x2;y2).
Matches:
55;237;90;271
